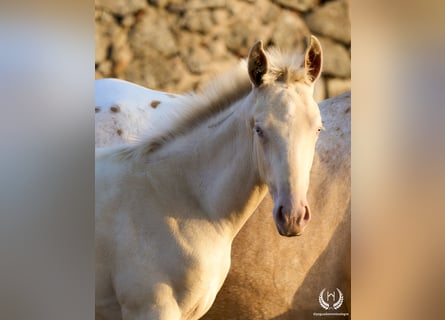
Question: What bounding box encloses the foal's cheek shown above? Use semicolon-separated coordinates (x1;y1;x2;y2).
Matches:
254;141;271;184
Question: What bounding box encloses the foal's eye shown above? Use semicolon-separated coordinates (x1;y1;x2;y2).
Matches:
317;126;325;134
254;126;264;138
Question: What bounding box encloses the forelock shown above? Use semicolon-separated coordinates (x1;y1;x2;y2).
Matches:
262;48;308;85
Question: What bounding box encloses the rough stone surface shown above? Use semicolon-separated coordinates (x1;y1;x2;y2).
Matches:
95;0;351;97
129;12;178;58
271;11;310;52
306;0;351;44
111;41;132;75
95;23;109;63
313;77;326;102
182;45;212;74
184;0;227;10
318;36;351;78
95;11;119;63
124;54;188;92
96;0;147;16
327;78;351;97
225;19;265;57
97;60;113;75
180;10;214;33
273;0;319;12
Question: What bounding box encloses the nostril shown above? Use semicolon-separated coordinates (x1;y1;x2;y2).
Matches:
277;205;285;223
303;206;311;222
296;205;311;227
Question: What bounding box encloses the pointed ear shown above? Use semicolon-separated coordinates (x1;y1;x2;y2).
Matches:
248;40;269;87
304;35;323;84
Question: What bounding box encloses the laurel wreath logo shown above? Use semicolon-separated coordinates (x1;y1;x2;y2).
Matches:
319;288;344;310
319;289;329;310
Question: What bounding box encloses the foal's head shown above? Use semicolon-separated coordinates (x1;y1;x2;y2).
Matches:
247;36;323;237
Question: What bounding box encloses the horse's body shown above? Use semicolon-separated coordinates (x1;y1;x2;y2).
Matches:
95;38;324;320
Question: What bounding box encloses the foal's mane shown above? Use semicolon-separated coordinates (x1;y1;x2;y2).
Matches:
111;49;306;161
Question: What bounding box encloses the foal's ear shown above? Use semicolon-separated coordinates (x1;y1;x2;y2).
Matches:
248;40;269;87
303;35;323;84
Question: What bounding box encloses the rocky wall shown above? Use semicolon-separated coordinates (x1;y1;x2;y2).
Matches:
95;0;350;102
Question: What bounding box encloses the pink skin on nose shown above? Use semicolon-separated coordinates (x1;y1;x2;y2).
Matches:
273;195;311;237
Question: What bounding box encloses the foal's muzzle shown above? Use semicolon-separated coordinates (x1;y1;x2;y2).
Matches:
273;199;311;237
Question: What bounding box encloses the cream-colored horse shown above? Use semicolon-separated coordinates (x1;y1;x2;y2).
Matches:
96;37;323;320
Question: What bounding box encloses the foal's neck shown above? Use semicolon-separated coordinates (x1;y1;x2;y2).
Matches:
156;95;268;239
201;105;268;238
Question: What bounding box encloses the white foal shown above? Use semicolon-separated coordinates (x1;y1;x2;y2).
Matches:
95;36;323;320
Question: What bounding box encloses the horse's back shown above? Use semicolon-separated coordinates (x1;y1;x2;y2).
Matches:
95;78;176;108
95;78;180;147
